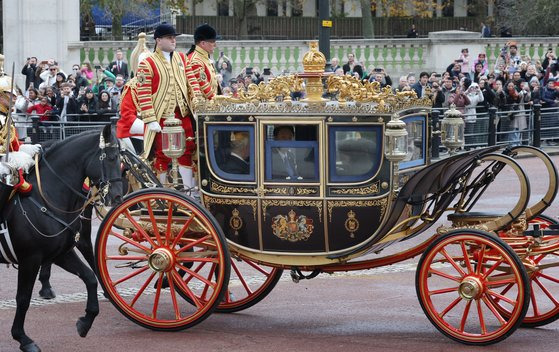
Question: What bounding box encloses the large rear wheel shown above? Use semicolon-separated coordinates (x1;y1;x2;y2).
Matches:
416;230;529;345
95;188;230;331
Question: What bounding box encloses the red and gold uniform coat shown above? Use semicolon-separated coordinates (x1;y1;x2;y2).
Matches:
116;77;142;139
186;46;218;101
136;48;195;170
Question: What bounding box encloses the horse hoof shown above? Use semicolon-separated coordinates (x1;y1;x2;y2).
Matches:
20;342;41;352
76;317;92;338
39;287;56;300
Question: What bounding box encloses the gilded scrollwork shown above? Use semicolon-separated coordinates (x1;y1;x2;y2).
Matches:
330;182;379;196
203;195;258;220
296;188;318;195
262;199;323;222
327;198;388;222
210;182;254;194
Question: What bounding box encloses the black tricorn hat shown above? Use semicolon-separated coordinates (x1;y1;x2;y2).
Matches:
194;23;217;42
154;23;180;39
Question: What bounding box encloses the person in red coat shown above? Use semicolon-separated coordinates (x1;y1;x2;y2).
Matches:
26;96;53;122
136;23;196;188
116;77;144;154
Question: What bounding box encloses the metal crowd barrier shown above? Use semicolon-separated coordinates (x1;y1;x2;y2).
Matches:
12;113;113;144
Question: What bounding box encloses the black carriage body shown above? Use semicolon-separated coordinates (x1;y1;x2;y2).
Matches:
196;106;431;265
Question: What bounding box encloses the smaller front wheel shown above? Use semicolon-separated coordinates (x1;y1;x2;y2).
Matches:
95;188;230;331
416;230;529;345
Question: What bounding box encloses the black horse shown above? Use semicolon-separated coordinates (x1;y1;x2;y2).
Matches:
1;125;123;352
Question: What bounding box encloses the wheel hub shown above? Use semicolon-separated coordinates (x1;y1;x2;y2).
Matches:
148;248;174;272
458;276;483;300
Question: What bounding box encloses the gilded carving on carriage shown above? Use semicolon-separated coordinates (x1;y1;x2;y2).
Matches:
327;198;388;222
330;181;380;196
203;194;257;220
229;208;243;236
344;210;359;238
271;209;314;242
210;181;254;195
296;187;318;196
262;199;323;222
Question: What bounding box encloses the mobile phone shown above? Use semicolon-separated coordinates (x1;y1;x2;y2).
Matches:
456;59;464;63
94;65;102;70
374;68;382;73
246;67;253;75
263;68;271;75
434;74;441;78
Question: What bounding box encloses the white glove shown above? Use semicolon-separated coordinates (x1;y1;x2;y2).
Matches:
18;144;41;157
147;121;162;133
129;118;145;135
119;137;136;154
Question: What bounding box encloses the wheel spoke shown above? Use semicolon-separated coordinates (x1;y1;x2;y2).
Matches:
460;242;474;274
170;214;197;249
166;272;182;320
487;289;516;307
201;263;217;301
242;257;274;276
533;277;559;306
476;299;487;334
123;209;158;249
476;244;486;275
146;201;163;246
176;235;213;254
152;273;164;319
439;297;462;318
113;266;150;286
172;270;203;308
486;278;517;287
231;260;254;296
429;286;458;296
483;258;505;279
165;200;175;245
538;271;559;284
482;295;507;325
459;300;472;332
429;268;462;282
177;257;219;264
110;230;152;254
130;271;157;307
440;247;467;277
177;263;217;288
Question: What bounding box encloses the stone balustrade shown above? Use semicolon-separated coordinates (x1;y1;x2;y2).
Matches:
67;32;559;79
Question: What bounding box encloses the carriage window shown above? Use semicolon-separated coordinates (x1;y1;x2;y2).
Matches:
265;125;319;182
329;126;382;182
400;116;427;169
207;125;255;182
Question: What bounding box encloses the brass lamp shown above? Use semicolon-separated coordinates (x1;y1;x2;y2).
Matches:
161;115;185;187
384;113;408;163
440;104;465;155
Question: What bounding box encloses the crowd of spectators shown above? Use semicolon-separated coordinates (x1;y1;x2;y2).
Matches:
15;51;128;140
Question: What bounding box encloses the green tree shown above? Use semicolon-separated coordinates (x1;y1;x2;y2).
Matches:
495;0;559;36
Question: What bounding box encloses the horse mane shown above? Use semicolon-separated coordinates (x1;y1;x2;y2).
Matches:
42;129;102;158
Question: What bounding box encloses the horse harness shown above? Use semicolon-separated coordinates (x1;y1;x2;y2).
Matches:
0;134;123;264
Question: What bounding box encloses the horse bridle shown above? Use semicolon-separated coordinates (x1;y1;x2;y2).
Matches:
93;133;124;205
35;132;123;214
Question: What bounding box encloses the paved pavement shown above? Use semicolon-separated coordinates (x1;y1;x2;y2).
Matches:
1;152;559;351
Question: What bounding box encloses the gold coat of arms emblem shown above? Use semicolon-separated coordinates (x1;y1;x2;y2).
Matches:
271;209;314;242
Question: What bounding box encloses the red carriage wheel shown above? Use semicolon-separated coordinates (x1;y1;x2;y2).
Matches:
493;214;559;328
416;230;529;345
216;256;282;313
95;188;230;331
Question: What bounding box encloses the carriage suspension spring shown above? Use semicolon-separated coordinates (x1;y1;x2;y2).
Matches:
290;267;321;283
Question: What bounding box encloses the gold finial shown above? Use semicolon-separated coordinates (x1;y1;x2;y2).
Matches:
302;41;326;73
130;32;151;74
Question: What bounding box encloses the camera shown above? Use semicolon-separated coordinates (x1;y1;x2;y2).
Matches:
245;67;253;75
94;65;102;70
263;68;271;76
374;68;382;73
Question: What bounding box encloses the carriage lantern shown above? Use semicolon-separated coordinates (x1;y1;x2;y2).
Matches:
440;104;465;155
161;115;185;186
384;113;408;163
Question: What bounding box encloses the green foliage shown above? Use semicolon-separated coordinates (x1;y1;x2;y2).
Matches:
496;0;559;36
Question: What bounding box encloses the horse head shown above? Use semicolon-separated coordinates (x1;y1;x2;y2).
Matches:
86;124;124;206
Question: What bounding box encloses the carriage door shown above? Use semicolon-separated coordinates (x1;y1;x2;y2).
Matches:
257;120;326;252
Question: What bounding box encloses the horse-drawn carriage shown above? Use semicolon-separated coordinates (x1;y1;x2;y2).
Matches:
3;43;559;351
93;43;559;346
